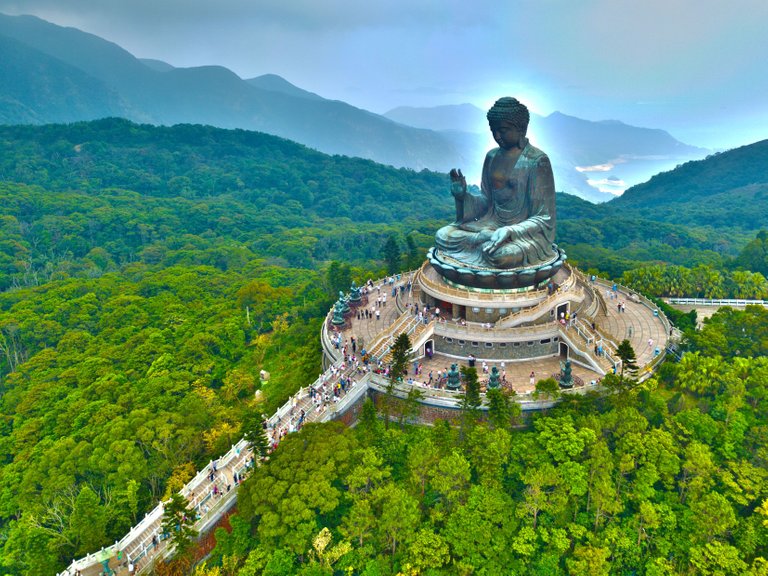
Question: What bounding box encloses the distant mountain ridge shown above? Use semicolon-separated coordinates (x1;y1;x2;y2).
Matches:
0;12;710;203
246;74;325;101
0;13;468;173
0;33;127;123
385;103;487;133
384;104;709;203
606;139;768;231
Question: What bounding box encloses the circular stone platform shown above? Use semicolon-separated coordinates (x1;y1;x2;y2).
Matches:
427;245;567;290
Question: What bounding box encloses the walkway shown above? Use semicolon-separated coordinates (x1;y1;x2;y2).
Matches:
593;279;669;370
66;441;254;575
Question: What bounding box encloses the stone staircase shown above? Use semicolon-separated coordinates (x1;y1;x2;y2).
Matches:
378;319;435;365
365;312;421;361
494;271;578;326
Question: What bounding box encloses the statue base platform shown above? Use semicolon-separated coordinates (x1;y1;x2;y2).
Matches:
427;246;566;290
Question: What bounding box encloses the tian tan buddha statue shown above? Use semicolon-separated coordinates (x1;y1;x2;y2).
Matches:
428;97;565;289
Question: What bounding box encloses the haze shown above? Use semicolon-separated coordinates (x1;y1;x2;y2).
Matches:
3;0;767;150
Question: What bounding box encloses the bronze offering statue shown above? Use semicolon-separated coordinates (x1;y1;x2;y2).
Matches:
428;97;565;289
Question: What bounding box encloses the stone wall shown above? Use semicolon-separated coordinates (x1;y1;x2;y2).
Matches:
433;333;560;361
332;387;370;427
368;388;464;426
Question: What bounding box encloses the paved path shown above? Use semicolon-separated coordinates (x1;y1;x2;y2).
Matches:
65;442;254;576
594;280;669;370
334;275;667;387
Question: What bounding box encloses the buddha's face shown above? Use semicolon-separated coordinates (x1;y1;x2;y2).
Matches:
490;120;525;150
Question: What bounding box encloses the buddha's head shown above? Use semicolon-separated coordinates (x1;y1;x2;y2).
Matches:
487;97;529;150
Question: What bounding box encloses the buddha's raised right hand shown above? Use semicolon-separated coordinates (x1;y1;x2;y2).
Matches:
449;168;467;199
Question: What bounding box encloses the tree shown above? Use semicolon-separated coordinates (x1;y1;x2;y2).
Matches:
382;234;401;275
262;549;295;576
384;333;412;429
443;485;516;573
534;377;560;400
389;333;412;384
518;463;559;529
406;436;440;500
373;483;420;561
404;528;449;573
400;385;424;429
428;450;471;512
486;388;516;430
615;339;639;382
566;545;611;576
70;485;107;556
239;423;354;555
325;261;352;298
242;408;269;459
340;497;376;548
161;493;199;559
356;398;382;446
308;527;351;572
734;229;768;276
346;448;391;495
688;492;736;543
465;426;511;489
404;234;423;270
460;365;482;432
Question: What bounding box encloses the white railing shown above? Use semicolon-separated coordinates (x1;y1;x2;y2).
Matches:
666;297;768;307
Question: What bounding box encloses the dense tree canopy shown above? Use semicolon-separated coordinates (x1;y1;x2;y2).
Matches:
1;119;767;574
202;349;768;575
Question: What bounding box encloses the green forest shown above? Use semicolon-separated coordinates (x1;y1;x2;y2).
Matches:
0;119;767;575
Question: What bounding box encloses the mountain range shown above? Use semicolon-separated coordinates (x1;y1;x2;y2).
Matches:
384;105;709;202
0;13;709;202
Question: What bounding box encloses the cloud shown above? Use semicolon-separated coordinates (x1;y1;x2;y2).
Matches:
586;177;627;195
576;164;613;173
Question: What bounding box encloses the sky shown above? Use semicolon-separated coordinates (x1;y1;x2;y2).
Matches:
2;0;768;149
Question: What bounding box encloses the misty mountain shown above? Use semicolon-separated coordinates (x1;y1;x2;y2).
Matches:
607;139;768;231
385;103;488;133
138;58;175;72
245;74;325;101
0;13;469;173
0;34;128;124
385;103;710;203
534;112;709;200
0;13;709;203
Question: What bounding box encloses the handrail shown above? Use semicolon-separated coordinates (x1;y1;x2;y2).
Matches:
496;273;579;327
372;315;423;361
416;261;551;305
434;319;558;341
665;297;768;306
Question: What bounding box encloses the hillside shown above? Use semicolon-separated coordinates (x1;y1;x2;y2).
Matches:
0;118;766;574
0;119;456;290
0;118;753;288
0;13;467;173
611;139;768;228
